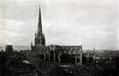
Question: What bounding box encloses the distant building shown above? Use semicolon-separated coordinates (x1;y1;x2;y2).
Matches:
5;45;13;52
29;6;83;66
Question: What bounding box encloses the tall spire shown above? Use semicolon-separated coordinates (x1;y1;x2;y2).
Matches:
37;5;42;34
34;5;46;47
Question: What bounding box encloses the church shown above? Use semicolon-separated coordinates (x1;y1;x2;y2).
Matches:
29;6;83;66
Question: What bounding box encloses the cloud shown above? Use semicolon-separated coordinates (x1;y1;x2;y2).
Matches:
0;18;37;45
0;0;119;49
43;0;119;49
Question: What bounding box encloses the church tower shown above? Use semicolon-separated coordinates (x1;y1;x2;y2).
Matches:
34;7;46;47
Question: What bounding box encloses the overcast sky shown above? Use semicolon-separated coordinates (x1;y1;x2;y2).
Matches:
0;0;119;50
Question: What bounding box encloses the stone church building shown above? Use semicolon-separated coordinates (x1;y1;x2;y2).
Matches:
29;6;83;66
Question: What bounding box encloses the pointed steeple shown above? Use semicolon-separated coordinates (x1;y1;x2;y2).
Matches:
34;5;46;47
37;5;42;34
